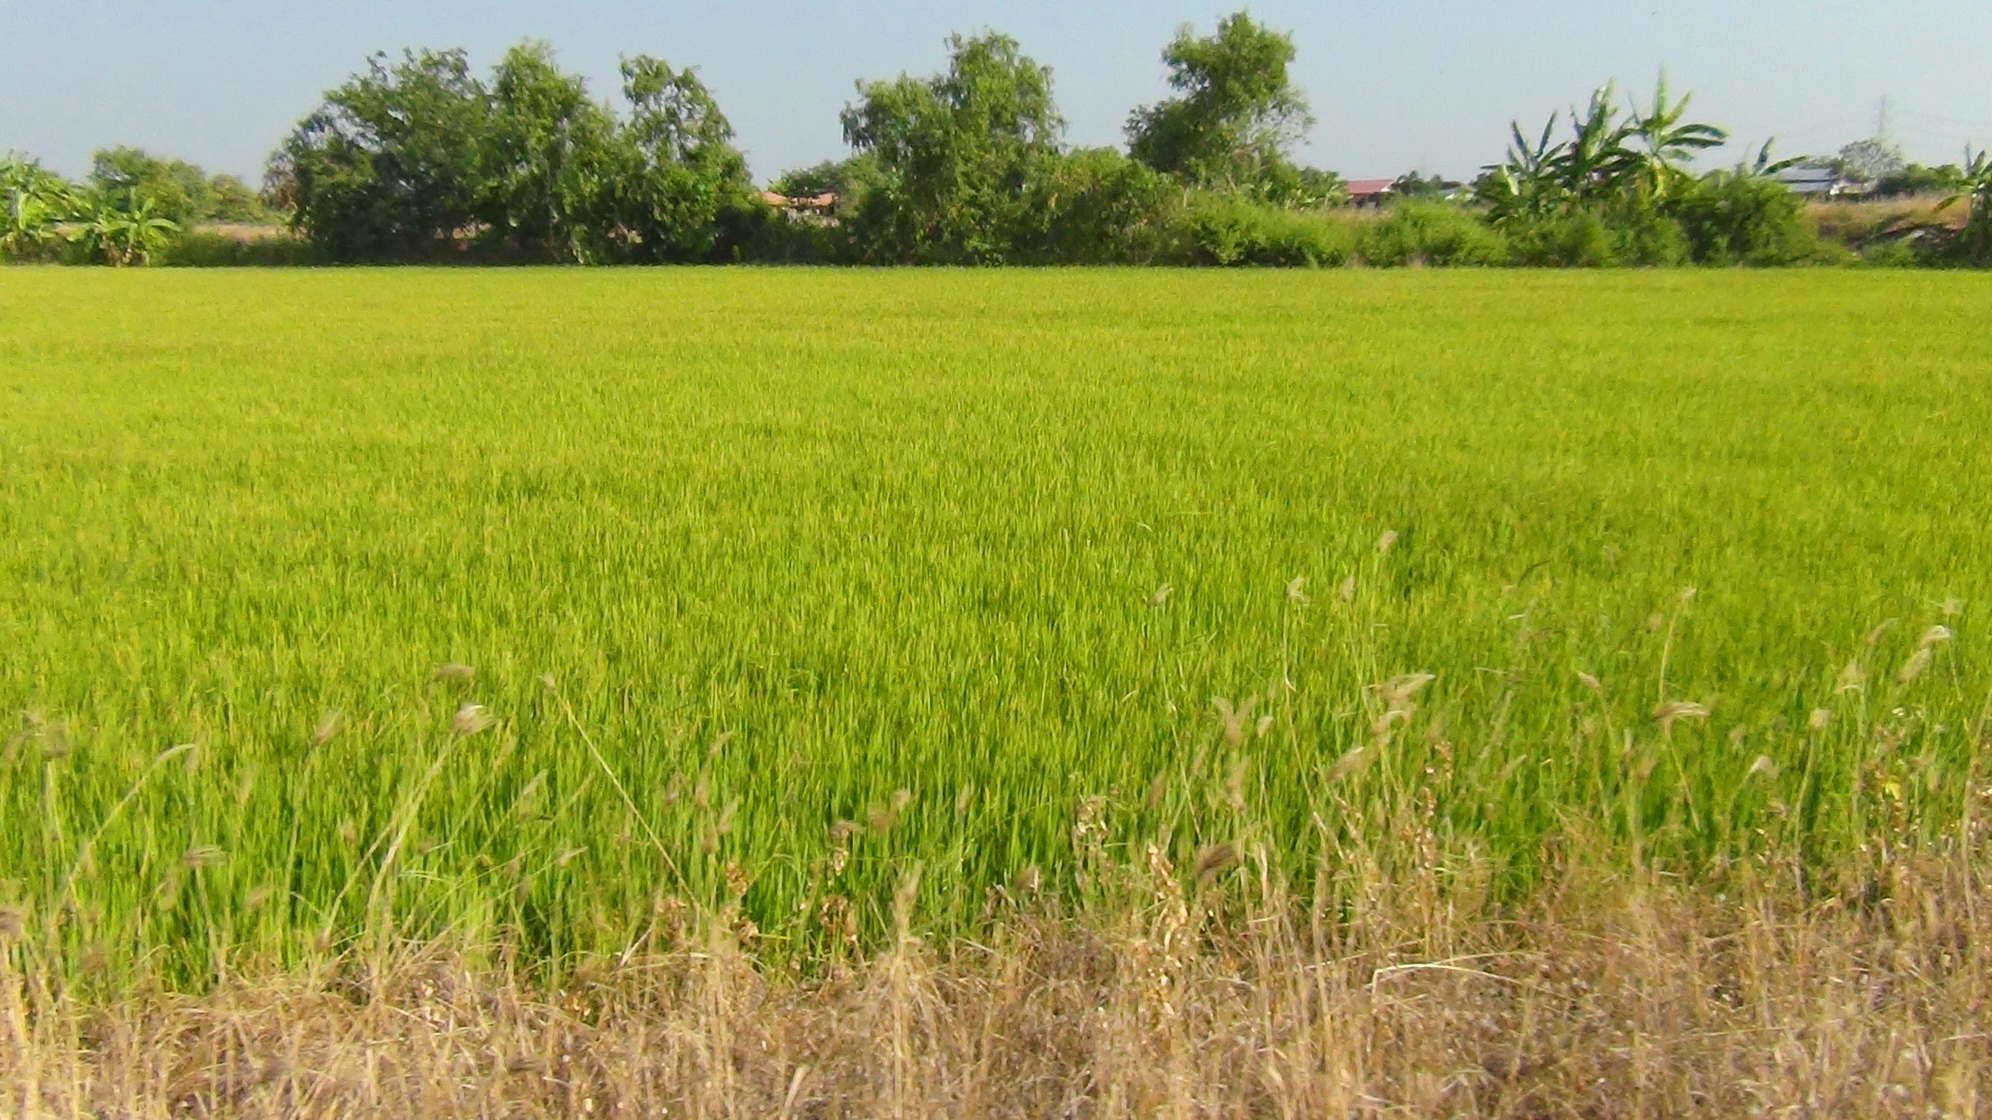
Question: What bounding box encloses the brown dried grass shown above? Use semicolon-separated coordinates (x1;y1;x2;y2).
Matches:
1806;195;1968;247
5;839;1988;1120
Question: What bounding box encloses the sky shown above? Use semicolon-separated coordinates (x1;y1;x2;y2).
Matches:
3;1;1987;186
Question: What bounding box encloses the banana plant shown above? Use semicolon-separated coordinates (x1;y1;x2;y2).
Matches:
1;155;78;260
1940;148;1992;265
75;193;181;266
1475;116;1563;221
1478;79;1730;224
1626;78;1728;201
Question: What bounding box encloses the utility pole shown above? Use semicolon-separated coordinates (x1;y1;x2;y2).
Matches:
1876;95;1892;141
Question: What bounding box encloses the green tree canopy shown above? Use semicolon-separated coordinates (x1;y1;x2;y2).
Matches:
272;43;753;262
1126;13;1314;198
90;147;212;226
605;55;757;262
271;48;494;259
841;33;1064;263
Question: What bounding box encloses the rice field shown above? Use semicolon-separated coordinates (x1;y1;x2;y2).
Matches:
1;268;1989;988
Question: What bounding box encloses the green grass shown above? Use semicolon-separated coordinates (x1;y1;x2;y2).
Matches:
1;268;1988;983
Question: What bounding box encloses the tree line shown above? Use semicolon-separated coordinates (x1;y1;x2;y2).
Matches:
6;12;1990;267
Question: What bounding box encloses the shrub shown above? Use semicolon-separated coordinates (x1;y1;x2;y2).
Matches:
1167;193;1356;267
1672;173;1822;266
1357;202;1509;267
157;229;324;267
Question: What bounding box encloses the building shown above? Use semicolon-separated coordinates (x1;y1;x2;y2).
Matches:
760;191;839;220
1345;179;1397;208
1776;167;1866;200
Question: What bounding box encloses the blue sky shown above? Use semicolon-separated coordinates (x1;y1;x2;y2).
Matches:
3;1;1986;185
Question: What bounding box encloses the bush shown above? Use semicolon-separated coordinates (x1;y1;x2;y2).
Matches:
1672;173;1822;266
1167;193;1356;267
1024;148;1176;265
1498;210;1688;267
157;229;323;267
1357;202;1508;267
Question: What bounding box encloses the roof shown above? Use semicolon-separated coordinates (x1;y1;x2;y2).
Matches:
761;190;838;211
1775;167;1862;197
1345;179;1397;197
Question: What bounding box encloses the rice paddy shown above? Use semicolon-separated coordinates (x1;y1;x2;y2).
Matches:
2;267;1989;985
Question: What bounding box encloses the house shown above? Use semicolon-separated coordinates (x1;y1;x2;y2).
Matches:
1345;179;1397;208
760;190;838;217
1776;167;1865;200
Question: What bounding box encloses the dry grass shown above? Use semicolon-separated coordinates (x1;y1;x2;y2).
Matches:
6;839;1988;1119
1806;195;1967;248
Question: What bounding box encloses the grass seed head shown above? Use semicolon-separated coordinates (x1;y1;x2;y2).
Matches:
1652;700;1710;732
312;710;344;745
1376;530;1400;555
182;846;225;871
1809;709;1834;732
0;904;26;941
1195;843;1239;882
1898;648;1934;685
1338;576;1357;602
433;663;476;683
1920;625;1954;649
452;704;494;736
1577;672;1604;692
1148;583;1172;607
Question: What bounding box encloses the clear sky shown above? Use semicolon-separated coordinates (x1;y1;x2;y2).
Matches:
3;1;1986;185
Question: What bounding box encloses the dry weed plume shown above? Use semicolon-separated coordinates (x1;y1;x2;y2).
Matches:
0;903;26;941
432;663;475;683
1809;708;1834;732
1652;699;1710;732
1338;575;1358;602
1285;576;1311;604
1837;660;1866;693
1194;842;1239;882
451;704;494;737
312;710;344;745
1211;696;1256;747
1899;648;1934;685
1148;583;1172;607
1577;671;1604;692
1376;529;1400;554
1374;673;1436;736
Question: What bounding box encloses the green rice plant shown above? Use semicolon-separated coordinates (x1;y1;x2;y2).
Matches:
0;269;1987;987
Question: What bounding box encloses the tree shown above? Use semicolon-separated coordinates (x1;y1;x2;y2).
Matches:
1126;13;1314;198
1874;163;1966;199
482;41;622;259
1836;137;1906;185
206;174;269;223
89;147;214;227
272;48;495;260
273;43;754;262
841;33;1064;263
605;55;756;262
